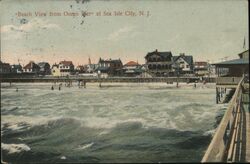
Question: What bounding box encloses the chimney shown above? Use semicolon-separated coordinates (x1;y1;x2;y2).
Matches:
180;53;185;56
155;49;158;52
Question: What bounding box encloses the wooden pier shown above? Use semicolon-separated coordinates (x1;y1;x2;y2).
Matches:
202;76;250;162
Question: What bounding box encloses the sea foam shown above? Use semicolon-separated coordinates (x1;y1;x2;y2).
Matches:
1;143;31;154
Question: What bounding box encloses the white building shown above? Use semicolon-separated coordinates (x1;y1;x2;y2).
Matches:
58;60;74;76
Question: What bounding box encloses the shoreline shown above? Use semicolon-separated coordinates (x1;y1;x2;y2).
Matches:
1;82;216;89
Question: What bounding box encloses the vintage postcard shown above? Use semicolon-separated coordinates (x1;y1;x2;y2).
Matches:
0;0;249;163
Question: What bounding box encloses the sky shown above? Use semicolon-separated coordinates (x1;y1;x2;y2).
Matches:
0;0;249;66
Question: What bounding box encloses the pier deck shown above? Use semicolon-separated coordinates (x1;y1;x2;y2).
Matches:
245;104;250;162
202;77;250;163
243;93;250;162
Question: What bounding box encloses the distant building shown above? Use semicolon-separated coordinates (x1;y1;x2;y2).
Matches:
96;58;123;76
23;61;40;73
38;62;51;75
58;60;75;76
123;61;142;77
83;57;98;73
11;64;23;73
140;64;152;77
207;64;216;77
76;65;86;74
145;49;173;77
172;53;194;75
51;64;61;76
0;61;11;74
194;61;209;76
85;64;98;73
213;50;249;77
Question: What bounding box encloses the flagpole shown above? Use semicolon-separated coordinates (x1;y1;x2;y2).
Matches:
243;36;246;50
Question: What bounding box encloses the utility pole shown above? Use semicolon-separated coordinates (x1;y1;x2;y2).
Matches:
176;63;180;88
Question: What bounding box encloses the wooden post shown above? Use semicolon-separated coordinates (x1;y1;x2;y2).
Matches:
216;87;219;104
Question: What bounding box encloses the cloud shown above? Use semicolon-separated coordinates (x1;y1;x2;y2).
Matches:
1;18;61;40
107;26;136;41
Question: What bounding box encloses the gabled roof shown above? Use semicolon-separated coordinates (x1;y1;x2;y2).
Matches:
173;55;193;65
145;49;172;59
124;61;140;66
213;58;249;65
52;63;59;68
238;49;249;58
38;62;50;68
23;61;40;69
59;60;73;66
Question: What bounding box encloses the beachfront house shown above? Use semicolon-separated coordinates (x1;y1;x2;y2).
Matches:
172;53;194;76
145;49;173;77
23;61;40;73
0;61;11;74
51;64;61;76
11;64;23;73
76;65;86;74
194;61;209;76
96;58;123;77
38;62;51;75
58;60;75;76
123;61;142;77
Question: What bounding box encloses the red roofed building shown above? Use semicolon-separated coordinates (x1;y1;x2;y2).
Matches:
59;60;75;76
123;61;142;77
23;61;40;73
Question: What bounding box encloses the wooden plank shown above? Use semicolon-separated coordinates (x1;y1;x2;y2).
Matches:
244;103;250;162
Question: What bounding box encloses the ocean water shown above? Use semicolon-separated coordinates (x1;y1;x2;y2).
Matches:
1;82;227;163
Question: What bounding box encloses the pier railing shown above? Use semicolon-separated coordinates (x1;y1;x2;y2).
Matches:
202;77;244;162
216;77;242;85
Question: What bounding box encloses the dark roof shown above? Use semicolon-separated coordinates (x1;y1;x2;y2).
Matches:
145;50;172;59
52;64;59;68
0;61;11;67
238;50;249;58
38;62;50;68
23;61;40;69
96;67;110;71
99;58;122;64
173;55;193;65
213;58;249;65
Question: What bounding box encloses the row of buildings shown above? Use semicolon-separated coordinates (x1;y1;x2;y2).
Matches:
0;49;215;77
